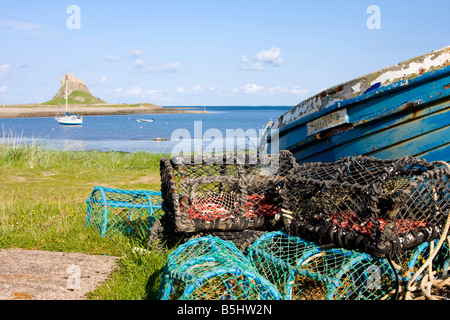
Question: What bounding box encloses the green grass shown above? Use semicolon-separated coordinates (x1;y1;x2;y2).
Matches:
88;239;171;300
42;90;106;105
0;139;171;299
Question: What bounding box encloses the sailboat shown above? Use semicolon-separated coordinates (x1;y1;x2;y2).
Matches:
55;74;83;125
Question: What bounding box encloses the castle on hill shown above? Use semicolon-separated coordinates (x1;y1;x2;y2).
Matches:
53;73;92;99
61;73;85;88
51;73;105;104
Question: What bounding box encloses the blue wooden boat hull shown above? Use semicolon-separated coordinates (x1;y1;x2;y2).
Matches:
262;47;450;164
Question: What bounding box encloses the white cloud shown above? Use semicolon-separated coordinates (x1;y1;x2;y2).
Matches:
100;75;109;84
0;19;51;38
0;64;11;78
146;89;172;102
134;58;146;69
125;87;142;96
147;62;181;73
228;84;308;97
147;89;162;95
0;19;42;31
115;88;123;92
268;86;289;94
240;62;263;71
254;47;283;66
105;54;120;61
0;86;7;93
193;84;202;91
129;49;143;58
176;87;185;94
240;47;283;71
244;84;266;94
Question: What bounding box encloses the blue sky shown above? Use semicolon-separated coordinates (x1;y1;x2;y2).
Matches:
0;0;449;106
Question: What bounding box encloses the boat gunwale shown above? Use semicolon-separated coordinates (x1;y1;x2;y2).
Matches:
283;100;450;164
271;64;450;139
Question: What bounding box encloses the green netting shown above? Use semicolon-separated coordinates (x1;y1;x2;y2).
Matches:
391;237;450;299
247;230;397;300
86;186;163;237
157;231;449;300
154;151;450;300
394;239;449;282
158;235;282;300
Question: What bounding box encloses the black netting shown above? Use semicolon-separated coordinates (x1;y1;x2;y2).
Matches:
280;156;450;257
160;151;296;233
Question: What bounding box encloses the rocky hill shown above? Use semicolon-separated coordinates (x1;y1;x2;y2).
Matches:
43;73;106;105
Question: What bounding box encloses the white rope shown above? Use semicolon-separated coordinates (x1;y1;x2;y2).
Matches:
405;161;450;300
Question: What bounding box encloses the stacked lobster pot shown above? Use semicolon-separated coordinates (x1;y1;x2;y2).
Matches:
159;236;282;300
151;150;297;249
279;155;450;258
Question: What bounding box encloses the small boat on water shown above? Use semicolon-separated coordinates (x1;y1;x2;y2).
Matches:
137;118;154;123
260;46;450;164
55;74;83;125
55;113;83;125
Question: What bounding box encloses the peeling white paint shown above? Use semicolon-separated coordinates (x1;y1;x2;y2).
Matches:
370;47;450;86
270;46;450;132
274;95;324;128
351;82;362;93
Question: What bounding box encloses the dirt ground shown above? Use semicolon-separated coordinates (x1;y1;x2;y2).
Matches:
0;248;119;300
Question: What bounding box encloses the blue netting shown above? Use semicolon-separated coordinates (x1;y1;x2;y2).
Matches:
86;186;163;237
393;239;450;283
158;231;450;299
155;152;450;300
158;236;282;300
247;230;397;300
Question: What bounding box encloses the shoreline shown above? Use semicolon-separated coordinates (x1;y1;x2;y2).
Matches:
0;104;206;119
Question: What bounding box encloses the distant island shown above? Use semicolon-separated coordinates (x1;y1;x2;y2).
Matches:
43;73;107;106
0;73;205;118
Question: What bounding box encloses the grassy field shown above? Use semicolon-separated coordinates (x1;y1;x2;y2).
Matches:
42;90;106;105
0;140;171;299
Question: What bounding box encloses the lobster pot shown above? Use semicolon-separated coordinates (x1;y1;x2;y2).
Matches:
281;156;450;257
86;186;163;237
158;236;282;300
393;238;450;283
247;231;396;300
160;151;297;233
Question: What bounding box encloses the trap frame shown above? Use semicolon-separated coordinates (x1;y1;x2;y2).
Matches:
247;230;397;300
160;151;297;233
158;235;282;300
280;156;450;258
86;186;163;237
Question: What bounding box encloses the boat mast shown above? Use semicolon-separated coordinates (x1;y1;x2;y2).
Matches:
65;74;68;115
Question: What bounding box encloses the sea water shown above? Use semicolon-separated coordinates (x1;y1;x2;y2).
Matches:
0;106;291;154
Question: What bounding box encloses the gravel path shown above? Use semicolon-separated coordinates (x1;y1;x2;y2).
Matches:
0;248;119;300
